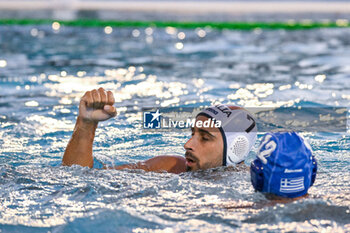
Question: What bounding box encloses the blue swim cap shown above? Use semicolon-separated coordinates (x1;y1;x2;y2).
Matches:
250;132;317;198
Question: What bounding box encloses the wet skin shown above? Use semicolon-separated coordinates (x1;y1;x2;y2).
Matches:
62;88;224;173
184;115;224;171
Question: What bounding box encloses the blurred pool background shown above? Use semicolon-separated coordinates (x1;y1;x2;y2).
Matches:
0;1;350;232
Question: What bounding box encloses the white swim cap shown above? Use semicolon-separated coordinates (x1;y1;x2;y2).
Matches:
197;104;257;165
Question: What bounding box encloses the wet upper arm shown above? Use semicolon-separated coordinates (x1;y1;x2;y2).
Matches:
142;155;187;174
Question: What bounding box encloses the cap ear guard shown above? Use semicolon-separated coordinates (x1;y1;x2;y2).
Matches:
250;158;264;192
311;155;317;186
224;110;257;165
300;134;317;187
226;134;250;164
250;133;275;192
299;134;317;187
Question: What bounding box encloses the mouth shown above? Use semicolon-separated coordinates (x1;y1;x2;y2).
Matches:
186;157;195;164
185;152;198;167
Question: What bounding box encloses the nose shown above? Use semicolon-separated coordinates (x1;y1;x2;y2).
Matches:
184;136;194;151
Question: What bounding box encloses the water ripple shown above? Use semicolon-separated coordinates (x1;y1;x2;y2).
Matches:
0;25;349;232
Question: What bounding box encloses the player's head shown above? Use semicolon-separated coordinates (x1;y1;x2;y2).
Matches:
250;132;317;198
184;104;257;171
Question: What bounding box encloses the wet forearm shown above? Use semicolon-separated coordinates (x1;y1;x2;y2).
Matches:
62;117;97;168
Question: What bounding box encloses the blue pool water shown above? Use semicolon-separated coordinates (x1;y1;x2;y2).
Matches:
0;24;350;232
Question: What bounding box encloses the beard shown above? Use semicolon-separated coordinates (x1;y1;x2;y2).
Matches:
185;151;200;171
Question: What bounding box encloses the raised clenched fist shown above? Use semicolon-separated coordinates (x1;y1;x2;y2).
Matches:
79;87;117;122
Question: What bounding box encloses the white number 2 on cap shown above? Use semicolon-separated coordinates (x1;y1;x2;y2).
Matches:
257;135;277;164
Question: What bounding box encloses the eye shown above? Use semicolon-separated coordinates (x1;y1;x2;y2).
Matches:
201;136;209;141
190;128;194;136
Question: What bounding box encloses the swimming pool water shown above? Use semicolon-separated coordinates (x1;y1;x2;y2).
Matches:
0;24;350;232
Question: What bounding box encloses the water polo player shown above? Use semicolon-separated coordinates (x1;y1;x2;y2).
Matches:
62;87;257;173
251;132;317;199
